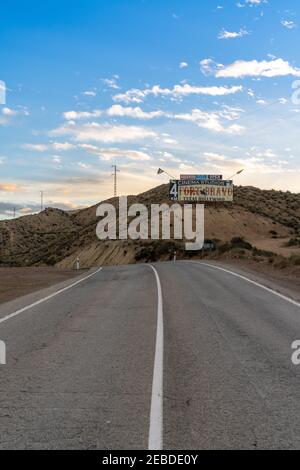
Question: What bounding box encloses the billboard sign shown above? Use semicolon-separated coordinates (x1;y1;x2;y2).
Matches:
180;174;223;181
169;180;233;202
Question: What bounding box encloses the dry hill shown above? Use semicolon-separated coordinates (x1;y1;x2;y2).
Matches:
0;185;299;271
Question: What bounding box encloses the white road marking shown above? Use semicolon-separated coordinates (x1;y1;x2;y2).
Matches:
148;265;164;450
0;267;102;325
197;262;300;308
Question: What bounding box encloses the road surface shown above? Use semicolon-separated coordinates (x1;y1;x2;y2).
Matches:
0;261;300;450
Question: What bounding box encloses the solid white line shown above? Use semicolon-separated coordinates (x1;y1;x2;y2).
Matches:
196;262;300;308
148;265;164;450
0;267;102;325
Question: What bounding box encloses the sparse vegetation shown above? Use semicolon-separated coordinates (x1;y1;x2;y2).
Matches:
234;186;300;233
0;185;299;273
285;238;300;247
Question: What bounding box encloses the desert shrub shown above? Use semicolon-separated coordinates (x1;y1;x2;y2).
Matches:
135;240;179;263
289;255;300;266
285;238;300;247
230;237;253;250
218;242;231;254
252;248;274;258
45;256;57;266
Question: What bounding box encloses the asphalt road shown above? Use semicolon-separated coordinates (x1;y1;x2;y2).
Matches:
0;261;300;450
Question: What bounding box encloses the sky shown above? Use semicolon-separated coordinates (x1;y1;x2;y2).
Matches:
1;0;300;218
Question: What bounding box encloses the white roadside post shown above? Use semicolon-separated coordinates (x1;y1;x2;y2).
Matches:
76;257;80;271
0;340;6;365
174;250;177;262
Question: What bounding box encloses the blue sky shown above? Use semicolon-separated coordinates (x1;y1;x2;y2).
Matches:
1;0;300;217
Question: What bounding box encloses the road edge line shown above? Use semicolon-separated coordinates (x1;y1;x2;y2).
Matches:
0;267;103;325
148;264;164;450
196;262;300;308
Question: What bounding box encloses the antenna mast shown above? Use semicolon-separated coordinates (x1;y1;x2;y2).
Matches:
111;165;120;197
40;191;44;212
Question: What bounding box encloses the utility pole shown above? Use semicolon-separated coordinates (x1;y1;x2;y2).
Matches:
40;191;44;212
13;207;16;219
111;165;120;197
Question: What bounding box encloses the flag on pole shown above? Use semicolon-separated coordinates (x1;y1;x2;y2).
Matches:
157;168;164;175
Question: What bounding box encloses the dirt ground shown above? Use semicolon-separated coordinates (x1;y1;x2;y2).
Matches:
0;267;82;305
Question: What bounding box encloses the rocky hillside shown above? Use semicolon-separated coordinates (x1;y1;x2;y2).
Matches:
0;184;299;268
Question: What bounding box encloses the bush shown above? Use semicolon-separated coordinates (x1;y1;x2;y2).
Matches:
230;237;253;250
289;255;300;266
135;240;180;262
285;238;300;247
252;248;275;258
218;242;231;254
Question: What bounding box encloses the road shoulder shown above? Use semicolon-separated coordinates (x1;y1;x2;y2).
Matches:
0;267;99;319
195;260;300;304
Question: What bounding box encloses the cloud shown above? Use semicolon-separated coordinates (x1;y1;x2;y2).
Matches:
2;106;29;117
174;108;244;134
218;29;250;39
202;151;294;177
281;20;297;30
0;183;22;192
256;99;267;105
52;142;76;151
199;59;220;76
79;145;152;161
62;105;164;121
23;143;49;152
52;155;61;164
0;199;86;218
63;110;102;120
82;90;97;97
23;142;76;152
113;83;242;103
106;104;164;119
102;76;120;89
215;58;300;78
0;106;30;125
237;0;268;7
2;107;18;117
179;62;188;69
0;202;34;218
51;121;157;143
78;162;90;169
